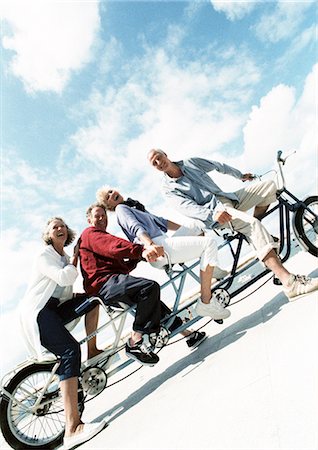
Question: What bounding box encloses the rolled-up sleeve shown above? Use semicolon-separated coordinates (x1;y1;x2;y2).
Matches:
116;205;148;239
37;255;78;286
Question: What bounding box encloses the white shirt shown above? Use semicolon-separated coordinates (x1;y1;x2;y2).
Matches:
19;245;78;360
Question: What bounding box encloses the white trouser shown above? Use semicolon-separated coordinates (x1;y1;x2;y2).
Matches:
218;180;278;261
151;233;218;271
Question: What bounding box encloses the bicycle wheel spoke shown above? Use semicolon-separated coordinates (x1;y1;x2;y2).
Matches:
294;197;318;256
2;365;66;448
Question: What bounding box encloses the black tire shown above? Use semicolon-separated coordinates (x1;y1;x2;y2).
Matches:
0;362;84;450
293;196;318;257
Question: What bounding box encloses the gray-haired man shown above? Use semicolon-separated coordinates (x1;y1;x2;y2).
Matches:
148;149;318;301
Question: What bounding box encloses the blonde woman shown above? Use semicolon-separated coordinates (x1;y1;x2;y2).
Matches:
96;187;230;321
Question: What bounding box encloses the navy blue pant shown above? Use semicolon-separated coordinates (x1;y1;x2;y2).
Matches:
99;274;171;334
37;296;95;381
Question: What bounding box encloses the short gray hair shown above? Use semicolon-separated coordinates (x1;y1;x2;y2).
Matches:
147;148;167;160
86;203;107;219
42;217;76;247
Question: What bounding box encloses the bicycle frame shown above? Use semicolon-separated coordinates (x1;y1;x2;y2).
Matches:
1;155;313;401
1;150;317;450
212;149;317;296
0;360;60;411
213;186;306;297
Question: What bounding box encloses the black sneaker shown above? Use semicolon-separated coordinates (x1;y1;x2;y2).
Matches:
186;331;207;349
125;340;159;366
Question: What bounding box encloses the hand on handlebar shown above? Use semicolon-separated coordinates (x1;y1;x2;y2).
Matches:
142;246;163;263
149;243;165;257
215;210;233;225
241;173;255;182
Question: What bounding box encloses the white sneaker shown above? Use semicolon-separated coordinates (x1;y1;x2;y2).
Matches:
63;421;106;450
284;274;318;301
195;298;231;320
213;267;228;280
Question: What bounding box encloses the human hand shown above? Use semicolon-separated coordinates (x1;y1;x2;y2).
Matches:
71;254;78;267
71;241;80;266
241;173;255;182
149;244;165;257
215;210;232;225
142;247;159;263
73;241;80;258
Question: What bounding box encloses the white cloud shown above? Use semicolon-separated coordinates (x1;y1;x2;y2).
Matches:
275;25;316;70
2;148;97;209
70;44;261;203
184;1;205;19
1;0;101;92
0;229;41;308
210;0;258;21
99;37;123;75
253;1;315;43
241;64;318;198
1;147;103;303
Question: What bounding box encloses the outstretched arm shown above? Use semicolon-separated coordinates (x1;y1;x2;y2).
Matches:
190;157;244;179
138;232;165;259
116;204;165;258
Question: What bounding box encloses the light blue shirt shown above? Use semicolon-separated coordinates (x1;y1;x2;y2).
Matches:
116;204;168;244
162;157;243;228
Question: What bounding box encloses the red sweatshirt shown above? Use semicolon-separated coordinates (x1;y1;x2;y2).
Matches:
79;226;144;295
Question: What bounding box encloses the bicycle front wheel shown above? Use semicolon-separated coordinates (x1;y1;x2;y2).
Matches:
0;362;82;450
293;196;318;257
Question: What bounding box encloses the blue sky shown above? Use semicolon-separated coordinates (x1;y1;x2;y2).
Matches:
1;0;317;369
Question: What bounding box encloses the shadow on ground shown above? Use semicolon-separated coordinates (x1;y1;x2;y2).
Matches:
97;288;290;425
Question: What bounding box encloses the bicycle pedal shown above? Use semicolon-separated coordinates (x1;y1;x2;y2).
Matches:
149;326;169;348
273;277;282;285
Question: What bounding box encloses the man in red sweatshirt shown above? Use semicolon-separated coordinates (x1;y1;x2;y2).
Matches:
79;203;205;366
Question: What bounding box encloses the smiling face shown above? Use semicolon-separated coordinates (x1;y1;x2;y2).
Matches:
102;189;124;211
47;219;68;247
88;206;108;231
147;149;171;172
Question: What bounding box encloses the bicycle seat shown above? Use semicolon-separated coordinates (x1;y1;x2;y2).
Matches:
106;301;129;312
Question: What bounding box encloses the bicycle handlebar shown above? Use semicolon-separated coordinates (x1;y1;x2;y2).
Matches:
245;150;296;188
277;149;296;164
277;150;283;161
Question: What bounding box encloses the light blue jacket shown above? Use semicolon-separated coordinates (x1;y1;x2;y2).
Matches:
162;157;243;228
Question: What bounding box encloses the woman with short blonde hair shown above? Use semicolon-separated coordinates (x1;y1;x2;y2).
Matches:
96;187;231;323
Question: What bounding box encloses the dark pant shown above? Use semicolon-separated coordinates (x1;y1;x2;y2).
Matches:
99;274;171;334
37;296;95;381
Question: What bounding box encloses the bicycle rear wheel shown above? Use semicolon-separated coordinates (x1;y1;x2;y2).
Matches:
293;196;318;257
0;362;83;450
